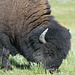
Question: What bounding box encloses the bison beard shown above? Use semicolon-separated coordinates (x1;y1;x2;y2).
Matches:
0;0;71;72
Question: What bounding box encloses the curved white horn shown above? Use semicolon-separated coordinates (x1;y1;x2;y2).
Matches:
39;28;49;44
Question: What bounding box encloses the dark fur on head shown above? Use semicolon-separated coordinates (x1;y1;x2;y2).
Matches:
27;18;71;70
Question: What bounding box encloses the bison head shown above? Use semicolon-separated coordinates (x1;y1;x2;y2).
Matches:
25;20;71;71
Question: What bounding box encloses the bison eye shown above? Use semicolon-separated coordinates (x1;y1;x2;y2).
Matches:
46;50;54;57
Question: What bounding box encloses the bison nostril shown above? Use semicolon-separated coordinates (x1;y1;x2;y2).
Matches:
49;69;54;74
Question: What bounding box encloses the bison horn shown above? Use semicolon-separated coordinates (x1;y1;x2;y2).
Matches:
39;28;49;44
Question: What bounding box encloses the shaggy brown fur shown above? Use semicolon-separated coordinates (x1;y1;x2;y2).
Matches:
0;0;51;36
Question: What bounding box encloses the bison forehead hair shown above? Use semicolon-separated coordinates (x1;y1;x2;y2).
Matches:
0;0;71;72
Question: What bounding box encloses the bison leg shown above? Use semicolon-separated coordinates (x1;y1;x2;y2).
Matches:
0;48;12;70
0;34;18;70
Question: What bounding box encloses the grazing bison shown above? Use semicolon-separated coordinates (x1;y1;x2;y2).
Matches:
0;0;71;72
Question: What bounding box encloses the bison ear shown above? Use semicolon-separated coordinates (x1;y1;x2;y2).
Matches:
39;28;49;44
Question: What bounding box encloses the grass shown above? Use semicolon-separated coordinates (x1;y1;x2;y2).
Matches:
0;0;75;75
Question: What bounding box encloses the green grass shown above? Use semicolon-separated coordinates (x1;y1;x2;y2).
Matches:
0;0;75;75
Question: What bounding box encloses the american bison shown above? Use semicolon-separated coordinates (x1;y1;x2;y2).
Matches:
0;0;71;72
